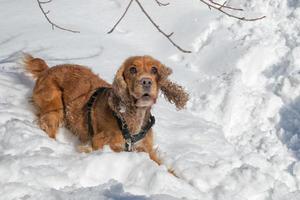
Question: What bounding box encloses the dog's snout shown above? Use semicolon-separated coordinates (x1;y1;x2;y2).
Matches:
140;78;152;88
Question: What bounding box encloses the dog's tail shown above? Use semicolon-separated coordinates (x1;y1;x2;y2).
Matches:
23;53;49;79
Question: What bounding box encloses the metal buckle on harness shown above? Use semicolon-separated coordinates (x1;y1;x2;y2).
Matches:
125;138;133;151
122;123;128;129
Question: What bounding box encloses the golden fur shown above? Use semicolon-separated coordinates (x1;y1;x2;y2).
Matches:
23;54;189;167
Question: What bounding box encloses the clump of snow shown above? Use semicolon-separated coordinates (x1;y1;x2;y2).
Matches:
1;0;300;199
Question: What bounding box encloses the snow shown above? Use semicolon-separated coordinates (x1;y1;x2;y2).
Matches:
1;0;300;199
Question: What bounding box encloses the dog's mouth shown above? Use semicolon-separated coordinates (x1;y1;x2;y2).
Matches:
135;93;155;107
141;93;151;99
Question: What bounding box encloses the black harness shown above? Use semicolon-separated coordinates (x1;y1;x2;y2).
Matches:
86;87;155;151
113;111;155;151
86;87;108;140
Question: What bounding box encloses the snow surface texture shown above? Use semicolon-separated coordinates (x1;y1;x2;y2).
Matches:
1;0;300;199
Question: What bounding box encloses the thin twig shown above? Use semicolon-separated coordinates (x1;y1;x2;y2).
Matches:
107;0;190;53
107;0;265;53
36;0;80;33
219;1;228;10
154;0;170;6
200;0;266;21
107;0;134;34
209;0;243;11
135;0;191;53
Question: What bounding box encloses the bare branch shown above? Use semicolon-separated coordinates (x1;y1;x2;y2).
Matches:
209;0;243;11
154;0;170;7
200;0;266;21
107;0;191;53
107;0;134;34
36;0;80;33
135;0;191;53
219;1;228;10
167;32;174;37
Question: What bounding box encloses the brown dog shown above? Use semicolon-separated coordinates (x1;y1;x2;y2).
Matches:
23;54;189;166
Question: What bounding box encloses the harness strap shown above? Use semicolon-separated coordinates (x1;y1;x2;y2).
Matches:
131;115;155;143
113;112;155;151
86;87;156;151
86;87;108;138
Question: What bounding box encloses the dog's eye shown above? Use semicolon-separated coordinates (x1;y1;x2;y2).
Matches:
151;66;158;74
129;66;137;74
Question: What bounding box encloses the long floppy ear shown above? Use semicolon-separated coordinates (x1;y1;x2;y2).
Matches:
112;64;127;98
159;65;189;110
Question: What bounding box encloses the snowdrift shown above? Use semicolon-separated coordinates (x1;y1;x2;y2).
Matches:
1;0;300;199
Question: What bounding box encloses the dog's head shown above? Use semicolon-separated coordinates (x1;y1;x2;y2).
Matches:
112;56;189;109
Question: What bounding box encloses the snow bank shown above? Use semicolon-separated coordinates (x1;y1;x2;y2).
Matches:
1;0;300;199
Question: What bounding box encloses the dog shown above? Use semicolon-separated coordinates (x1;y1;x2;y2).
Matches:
23;54;189;166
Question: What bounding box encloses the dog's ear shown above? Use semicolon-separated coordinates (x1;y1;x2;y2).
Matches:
112;64;127;98
158;65;189;110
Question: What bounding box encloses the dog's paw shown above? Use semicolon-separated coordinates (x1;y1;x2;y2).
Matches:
168;167;179;178
77;145;93;153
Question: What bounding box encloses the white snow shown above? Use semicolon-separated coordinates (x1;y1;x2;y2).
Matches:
1;0;300;199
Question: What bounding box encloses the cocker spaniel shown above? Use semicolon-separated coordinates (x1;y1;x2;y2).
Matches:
23;54;189;166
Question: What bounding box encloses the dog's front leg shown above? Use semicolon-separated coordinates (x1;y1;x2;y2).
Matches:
77;132;107;153
137;135;178;177
92;132;109;150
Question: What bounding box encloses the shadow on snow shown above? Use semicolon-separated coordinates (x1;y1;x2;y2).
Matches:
278;96;300;159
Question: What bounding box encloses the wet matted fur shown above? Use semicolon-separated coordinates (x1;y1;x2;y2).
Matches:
23;54;189;166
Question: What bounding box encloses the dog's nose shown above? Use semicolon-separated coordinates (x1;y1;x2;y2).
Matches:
140;78;152;88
